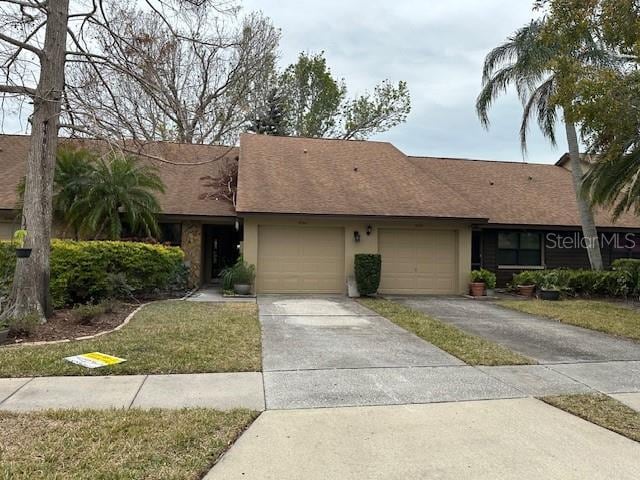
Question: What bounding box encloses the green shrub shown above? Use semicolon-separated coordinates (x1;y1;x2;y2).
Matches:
70;302;107;325
0;240;185;308
231;257;256;285
470;269;496;289
354;254;382;296
219;265;235;291
512;270;540;287
0;242;15;300
612;259;640;295
512;268;633;298
219;257;256;289
8;312;39;336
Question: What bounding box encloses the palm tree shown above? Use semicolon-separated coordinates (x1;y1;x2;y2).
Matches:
476;20;604;270
53;147;97;239
68;154;165;240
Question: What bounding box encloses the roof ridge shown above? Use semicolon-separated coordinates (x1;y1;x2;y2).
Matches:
240;132;393;146
409;155;561;167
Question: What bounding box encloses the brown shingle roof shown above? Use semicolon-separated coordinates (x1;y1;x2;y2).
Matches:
0;135;237;217
236;134;487;220
409;156;640;229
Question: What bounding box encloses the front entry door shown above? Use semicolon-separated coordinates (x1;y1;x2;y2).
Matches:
204;225;241;283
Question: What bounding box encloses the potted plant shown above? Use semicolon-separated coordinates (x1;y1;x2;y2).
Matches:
484;270;497;297
539;272;561;301
13;229;31;258
515;271;536;298
469;270;487;297
231;257;256;296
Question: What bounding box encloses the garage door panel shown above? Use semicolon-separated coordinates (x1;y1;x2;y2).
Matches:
258;226;345;294
379;229;457;295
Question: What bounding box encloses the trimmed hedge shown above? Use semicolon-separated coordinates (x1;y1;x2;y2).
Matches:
511;267;635;298
354;254;382;296
0;240;186;308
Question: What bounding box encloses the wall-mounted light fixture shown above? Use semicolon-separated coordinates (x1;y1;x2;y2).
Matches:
234;218;240;232
353;231;361;243
366;225;373;236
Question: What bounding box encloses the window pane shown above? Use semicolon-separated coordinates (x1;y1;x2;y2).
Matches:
520;232;541;249
497;249;518;265
498;232;519;249
519;250;541;266
159;223;182;246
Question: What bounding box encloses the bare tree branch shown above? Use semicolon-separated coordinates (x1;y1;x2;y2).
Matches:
0;32;43;57
0;83;35;95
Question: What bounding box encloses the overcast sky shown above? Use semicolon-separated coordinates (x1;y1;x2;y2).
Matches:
1;0;561;164
243;0;561;164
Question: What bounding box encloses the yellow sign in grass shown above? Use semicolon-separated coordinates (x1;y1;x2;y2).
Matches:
65;352;126;369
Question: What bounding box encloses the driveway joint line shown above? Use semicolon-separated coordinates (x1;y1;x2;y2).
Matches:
0;377;34;407
263;364;470;373
472;366;529;397
127;375;149;409
543;364;606;394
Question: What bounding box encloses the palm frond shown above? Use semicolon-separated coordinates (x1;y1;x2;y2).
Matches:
520;76;558;152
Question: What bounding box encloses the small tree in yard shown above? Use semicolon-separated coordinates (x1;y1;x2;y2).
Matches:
0;0;235;324
66;154;165;240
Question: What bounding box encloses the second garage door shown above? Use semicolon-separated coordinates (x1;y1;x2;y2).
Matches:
379;229;458;294
257;225;345;294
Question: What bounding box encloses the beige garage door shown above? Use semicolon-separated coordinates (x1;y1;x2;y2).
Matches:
257;226;345;294
379;229;457;294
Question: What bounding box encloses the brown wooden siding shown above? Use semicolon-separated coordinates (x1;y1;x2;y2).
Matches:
480;229;640;287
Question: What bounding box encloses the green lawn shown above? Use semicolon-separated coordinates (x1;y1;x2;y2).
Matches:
498;299;640;342
359;298;534;366
542;394;640;443
0;301;261;377
0;408;258;479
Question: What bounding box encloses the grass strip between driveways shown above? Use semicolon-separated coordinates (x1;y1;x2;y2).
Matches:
359;298;534;366
542;394;640;443
0;408;258;479
0;301;261;377
498;299;640;342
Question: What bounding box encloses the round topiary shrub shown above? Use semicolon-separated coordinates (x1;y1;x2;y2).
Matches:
354;254;382;296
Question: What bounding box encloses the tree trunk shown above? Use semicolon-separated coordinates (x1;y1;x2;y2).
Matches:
1;1;70;322
564;113;604;271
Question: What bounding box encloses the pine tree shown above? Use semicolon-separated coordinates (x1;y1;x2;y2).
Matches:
249;88;287;136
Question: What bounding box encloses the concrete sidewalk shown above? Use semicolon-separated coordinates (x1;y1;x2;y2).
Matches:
0;372;264;412
1;361;639;412
205;398;640;479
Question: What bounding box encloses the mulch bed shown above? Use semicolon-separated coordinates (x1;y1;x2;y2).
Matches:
6;302;139;345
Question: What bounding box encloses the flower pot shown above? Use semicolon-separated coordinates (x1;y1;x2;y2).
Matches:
470;282;486;297
15;248;32;258
517;285;535;298
0;328;10;345
539;289;560;301
233;284;251;296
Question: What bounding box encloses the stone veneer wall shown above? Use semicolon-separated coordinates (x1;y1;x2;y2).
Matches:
181;221;202;287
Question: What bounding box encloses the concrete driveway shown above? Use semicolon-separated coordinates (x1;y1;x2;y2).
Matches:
259;296;521;409
391;296;640;364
